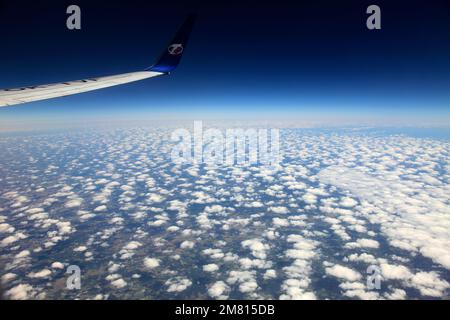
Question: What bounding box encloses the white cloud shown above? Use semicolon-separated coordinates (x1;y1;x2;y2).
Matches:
280;278;316;300
302;193;317;205
148;193;164;203
0;223;15;233
148;219;167;227
325;264;362;282
384;288;407;300
123;241;142;250
74;245;87;252
180;240;195;249
94;205;107;212
203;264;219;272
1;272;17;284
285;249;316;260
247;201;264;208
318;164;450;271
167;226;180;232
2;127;449;300
28;268;52;279
15;250;30;259
202;248;225;259
263;269;277;280
239;280;258;293
340;197;358;208
272;218;289;227
380;263;412;280
345;238;380;249
143;257;160;269
111;278;127;289
5;284;35;300
241;239;269;260
409;271;449;297
346;253;378;265
51;262;65;269
166;277;192;293
280;234;318;300
65;199;83;208
269;206;289;214
1;232;27;247
208;281;229;299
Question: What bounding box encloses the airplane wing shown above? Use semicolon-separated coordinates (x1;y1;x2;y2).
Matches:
0;14;196;108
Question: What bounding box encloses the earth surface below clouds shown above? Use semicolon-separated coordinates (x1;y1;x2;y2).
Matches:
0;125;449;299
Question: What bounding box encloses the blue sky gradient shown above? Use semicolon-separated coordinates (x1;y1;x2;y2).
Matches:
1;0;450;129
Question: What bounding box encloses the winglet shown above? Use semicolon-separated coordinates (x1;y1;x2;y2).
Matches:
147;14;196;73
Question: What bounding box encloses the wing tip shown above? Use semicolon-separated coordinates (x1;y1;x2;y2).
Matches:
147;14;196;73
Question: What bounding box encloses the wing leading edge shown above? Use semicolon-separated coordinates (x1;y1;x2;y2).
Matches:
0;14;196;108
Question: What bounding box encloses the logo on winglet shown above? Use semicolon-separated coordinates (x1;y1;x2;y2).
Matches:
168;44;183;55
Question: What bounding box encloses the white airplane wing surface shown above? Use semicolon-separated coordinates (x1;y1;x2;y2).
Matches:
0;71;164;107
0;15;195;108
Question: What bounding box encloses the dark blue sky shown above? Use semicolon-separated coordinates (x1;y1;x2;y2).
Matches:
1;0;450;126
